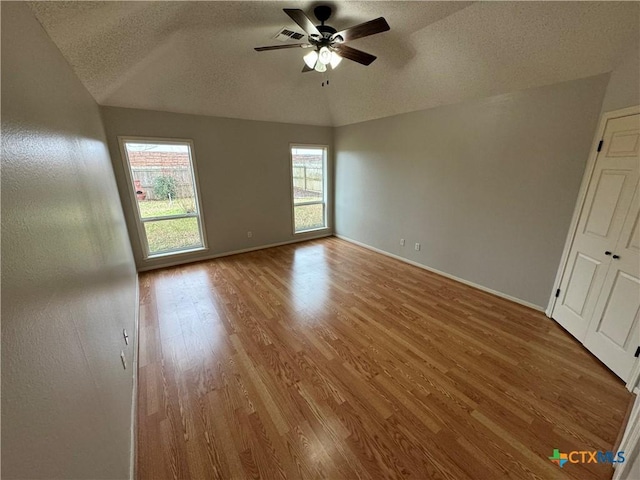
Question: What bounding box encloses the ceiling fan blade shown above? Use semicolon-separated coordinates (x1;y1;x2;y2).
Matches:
333;44;377;66
254;43;311;52
333;17;390;43
283;9;321;36
302;63;313;73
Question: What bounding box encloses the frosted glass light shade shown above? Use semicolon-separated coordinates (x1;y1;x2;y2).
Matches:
318;47;332;65
330;52;342;69
314;61;327;72
303;50;318;69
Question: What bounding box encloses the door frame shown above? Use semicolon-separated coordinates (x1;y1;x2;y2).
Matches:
546;105;640;392
628;360;640;394
613;392;640;479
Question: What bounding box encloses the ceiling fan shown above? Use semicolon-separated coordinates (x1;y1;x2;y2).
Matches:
254;6;390;73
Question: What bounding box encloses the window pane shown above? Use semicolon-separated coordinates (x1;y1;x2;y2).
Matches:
124;142;197;219
294;204;325;232
122;139;205;258
144;217;202;254
292;148;324;205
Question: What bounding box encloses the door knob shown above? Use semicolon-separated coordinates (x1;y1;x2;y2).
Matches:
605;251;612;255
612;254;620;259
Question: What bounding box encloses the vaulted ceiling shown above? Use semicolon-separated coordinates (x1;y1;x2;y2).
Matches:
29;1;639;126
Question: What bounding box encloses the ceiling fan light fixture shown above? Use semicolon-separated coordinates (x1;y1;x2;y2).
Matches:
318;46;332;65
329;51;342;69
303;50;318;68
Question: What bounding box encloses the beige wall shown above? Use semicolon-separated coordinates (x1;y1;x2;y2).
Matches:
1;3;137;479
334;75;609;308
601;45;640;113
101;107;333;269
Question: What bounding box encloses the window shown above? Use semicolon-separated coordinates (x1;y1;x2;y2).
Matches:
291;145;328;233
119;138;206;258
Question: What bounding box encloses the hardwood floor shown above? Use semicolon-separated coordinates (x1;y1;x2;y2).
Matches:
137;237;631;480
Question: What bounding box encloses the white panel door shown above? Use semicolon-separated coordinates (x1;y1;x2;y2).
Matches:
584;181;640;380
553;114;640;342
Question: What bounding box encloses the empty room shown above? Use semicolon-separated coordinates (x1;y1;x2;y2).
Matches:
3;1;640;479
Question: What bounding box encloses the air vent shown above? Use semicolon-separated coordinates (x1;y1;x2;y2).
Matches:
273;27;305;42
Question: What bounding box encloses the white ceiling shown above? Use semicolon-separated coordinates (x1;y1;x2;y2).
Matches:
29;1;639;127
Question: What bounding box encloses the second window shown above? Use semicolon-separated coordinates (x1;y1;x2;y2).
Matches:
291;145;327;233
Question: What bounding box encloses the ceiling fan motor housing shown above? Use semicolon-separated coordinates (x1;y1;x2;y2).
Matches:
308;6;338;46
317;25;337;36
310;25;339;47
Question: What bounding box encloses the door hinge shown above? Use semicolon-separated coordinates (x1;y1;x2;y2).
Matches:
597;140;603;152
555;288;561;298
635;346;640;358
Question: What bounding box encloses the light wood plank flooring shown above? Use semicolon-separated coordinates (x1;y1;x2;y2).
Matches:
137;237;632;480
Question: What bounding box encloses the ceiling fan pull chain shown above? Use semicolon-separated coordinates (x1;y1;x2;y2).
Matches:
322;72;330;87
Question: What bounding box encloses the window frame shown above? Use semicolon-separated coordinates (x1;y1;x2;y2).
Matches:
289;144;329;234
118;136;208;259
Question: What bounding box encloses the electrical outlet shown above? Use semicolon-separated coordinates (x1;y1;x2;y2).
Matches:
415;243;421;251
120;351;127;370
123;329;129;346
400;239;405;246
247;231;253;238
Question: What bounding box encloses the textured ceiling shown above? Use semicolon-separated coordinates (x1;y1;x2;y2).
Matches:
29;1;639;126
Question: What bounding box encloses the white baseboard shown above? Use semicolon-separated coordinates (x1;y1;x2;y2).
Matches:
335;234;545;313
137;233;333;272
129;274;140;480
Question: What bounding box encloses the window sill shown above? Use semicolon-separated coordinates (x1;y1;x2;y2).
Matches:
294;227;330;235
145;246;208;260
